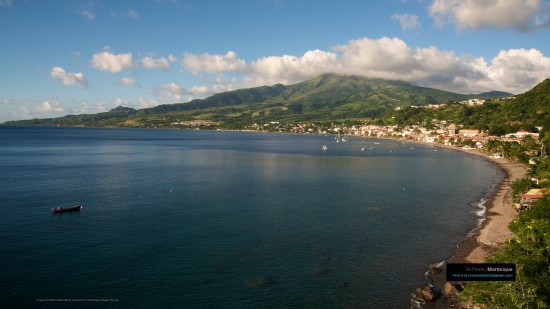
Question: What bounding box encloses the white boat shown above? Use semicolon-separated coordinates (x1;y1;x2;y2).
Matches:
322;145;328;151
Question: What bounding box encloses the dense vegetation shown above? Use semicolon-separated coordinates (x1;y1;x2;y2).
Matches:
460;196;550;308
381;78;550;150
457;140;550;308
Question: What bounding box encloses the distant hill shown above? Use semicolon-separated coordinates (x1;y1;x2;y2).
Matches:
2;74;513;127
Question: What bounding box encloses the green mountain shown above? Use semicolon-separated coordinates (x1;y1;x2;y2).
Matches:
2;74;512;127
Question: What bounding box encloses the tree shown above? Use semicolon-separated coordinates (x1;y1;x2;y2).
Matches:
460;198;550;308
521;135;538;152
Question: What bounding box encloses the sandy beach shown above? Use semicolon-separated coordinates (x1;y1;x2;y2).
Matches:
415;145;528;309
446;148;527;264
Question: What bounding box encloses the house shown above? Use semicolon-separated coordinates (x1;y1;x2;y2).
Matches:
521;189;544;203
447;123;456;135
425;136;436;143
505;130;540;139
459;129;479;137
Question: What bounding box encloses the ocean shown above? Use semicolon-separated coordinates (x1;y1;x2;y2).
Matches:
0;126;503;308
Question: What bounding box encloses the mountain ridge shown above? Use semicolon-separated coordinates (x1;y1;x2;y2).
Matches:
2;74;514;126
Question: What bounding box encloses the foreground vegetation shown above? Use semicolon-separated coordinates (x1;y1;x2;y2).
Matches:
457;147;550;308
460;197;550;308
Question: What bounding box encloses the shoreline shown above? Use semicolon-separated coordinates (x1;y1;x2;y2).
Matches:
397;139;527;263
409;142;527;308
435;145;527;264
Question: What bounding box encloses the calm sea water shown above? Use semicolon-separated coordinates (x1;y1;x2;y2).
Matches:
0;126;503;308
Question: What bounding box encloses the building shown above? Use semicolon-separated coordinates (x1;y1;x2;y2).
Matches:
459;129;480;137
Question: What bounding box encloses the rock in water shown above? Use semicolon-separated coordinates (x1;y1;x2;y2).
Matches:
415;284;442;302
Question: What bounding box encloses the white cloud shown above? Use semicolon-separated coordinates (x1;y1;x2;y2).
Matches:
111;98;130;107
141;56;171;70
138;97;163;108
91;49;133;73
182;51;247;74
37;101;65;114
159;83;184;101
50;67;88;88
391;13;420;30
248;49;339;86
9;100;66;121
429;0;549;31
120;77;139;87
127;9;139;19
177;36;549;95
81;10;95;20
482;48;550;93
186;86;212;96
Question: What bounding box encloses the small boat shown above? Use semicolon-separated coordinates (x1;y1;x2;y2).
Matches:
322;144;328;151
360;147;366;151
51;205;83;214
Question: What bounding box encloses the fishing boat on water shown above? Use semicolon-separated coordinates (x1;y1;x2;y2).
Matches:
51;205;83;214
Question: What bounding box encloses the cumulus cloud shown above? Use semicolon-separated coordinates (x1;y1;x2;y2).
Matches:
111;98;130;107
10;100;67;121
160;83;192;101
151;82;226;102
120;77;139;87
138;97;163;108
91;49;133;73
481;48;550;92
250;50;339;84
50;67;88;88
182;51;247;74
37;101;66;114
178;36;549;95
429;0;549;31
391;13;420;30
141;56;171;70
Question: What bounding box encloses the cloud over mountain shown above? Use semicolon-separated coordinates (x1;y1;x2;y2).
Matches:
176;36;549;96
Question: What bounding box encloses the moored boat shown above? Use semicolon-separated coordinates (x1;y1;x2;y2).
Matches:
51;205;83;214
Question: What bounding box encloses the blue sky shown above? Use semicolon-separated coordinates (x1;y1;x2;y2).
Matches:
1;0;549;122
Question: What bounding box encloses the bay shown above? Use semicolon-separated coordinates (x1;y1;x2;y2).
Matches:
0;126;503;308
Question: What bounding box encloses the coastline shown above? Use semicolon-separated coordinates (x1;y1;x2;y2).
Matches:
397;139;527;264
441;146;527;264
410;142;527;308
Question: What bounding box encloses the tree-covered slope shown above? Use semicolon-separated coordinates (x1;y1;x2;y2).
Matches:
1;74;513;127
